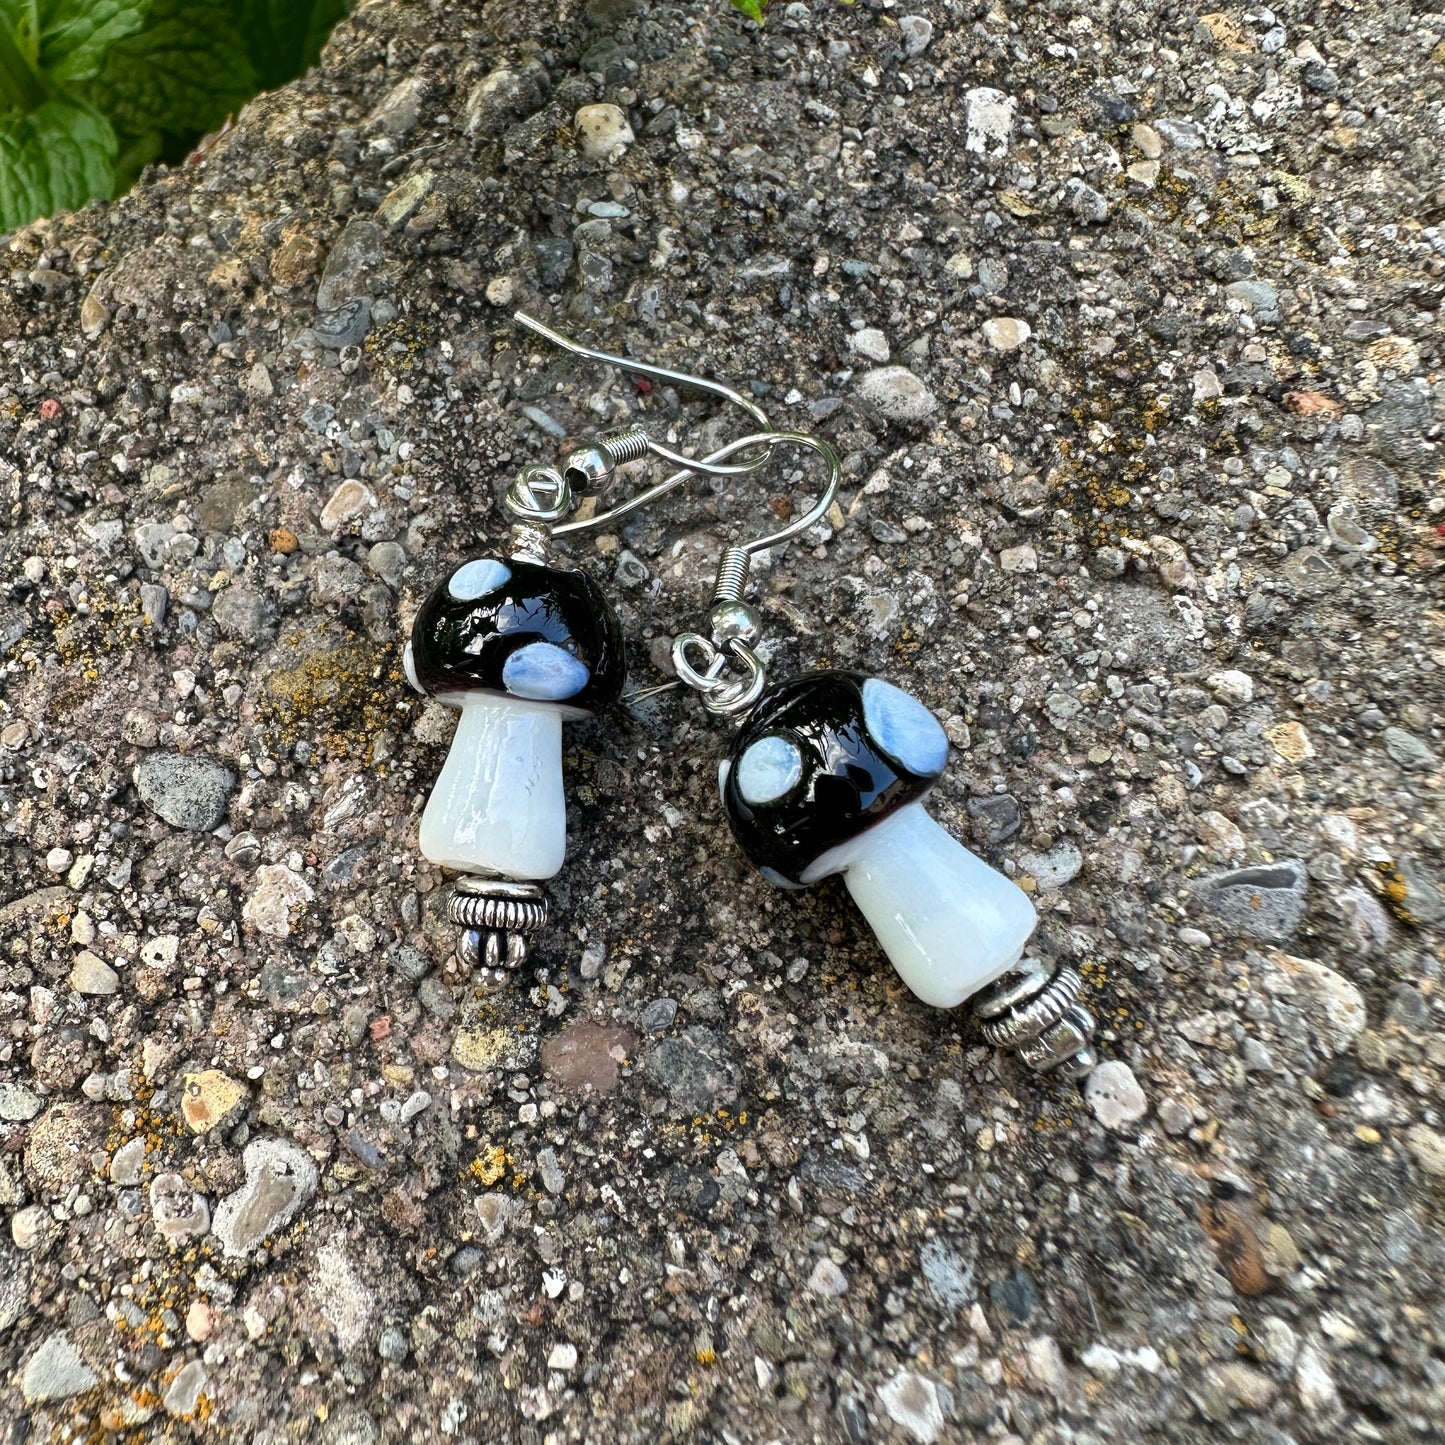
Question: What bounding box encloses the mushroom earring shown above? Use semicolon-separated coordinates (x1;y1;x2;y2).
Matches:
404;556;625;970
403;314;779;972
663;434;1099;1081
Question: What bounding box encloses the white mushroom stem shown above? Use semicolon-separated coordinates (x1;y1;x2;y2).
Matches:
418;692;567;880
802;801;1038;1009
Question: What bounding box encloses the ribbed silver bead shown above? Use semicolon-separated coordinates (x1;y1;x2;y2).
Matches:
448;891;549;934
972;959;1098;1080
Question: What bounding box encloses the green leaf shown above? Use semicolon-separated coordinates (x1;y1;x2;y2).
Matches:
28;0;153;85
0;95;114;229
78;0;255;140
0;14;49;111
729;0;765;20
231;0;349;91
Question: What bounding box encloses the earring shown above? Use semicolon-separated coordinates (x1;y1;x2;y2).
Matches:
402;315;775;974
665;433;1101;1082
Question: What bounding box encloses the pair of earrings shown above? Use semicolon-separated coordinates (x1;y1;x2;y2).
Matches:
401;315;1098;1083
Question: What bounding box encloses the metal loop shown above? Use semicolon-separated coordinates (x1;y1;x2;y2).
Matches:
506;463;572;524
671;633;766;717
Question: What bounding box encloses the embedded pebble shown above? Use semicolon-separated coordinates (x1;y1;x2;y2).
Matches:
877;1369;946;1444
316;220;383;311
1085;1061;1148;1129
574;104;634;161
1383;726;1434;771
806;1257;849;1297
1193;861;1308;943
981;317;1031;351
1295;1342;1340;1413
854;366;938;423
70;951;119;995
641;997;678;1033
135;753;236;831
963;87;1016;158
320;479;377;533
164;1360;208;1417
850;327;890;363
12;1205;52;1251
181;1070;248;1134
1405;1124;1445;1179
212;1139;318;1257
1260;953;1366;1055
540;1020;637;1095
243;864;315;937
20;1331;98;1403
1017;842;1083;889
0;1082;43;1122
109;1137;146;1186
313;295;372;349
150;1173;211;1240
898;15;933;55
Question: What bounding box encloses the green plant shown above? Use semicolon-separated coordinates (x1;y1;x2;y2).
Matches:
0;0;349;232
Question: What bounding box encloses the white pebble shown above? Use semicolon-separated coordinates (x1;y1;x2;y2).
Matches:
851;328;890;363
1084;1060;1148;1130
878;1369;945;1444
806;1257;849;1298
1294;1342;1340;1413
1206;669;1255;705
547;1342;578;1371
981;317;1031;351
574;104;634;162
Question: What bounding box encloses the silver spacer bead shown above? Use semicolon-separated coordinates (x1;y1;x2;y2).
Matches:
972;959;1098;1080
448;878;548;974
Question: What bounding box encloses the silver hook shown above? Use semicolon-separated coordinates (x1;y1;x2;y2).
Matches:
553;429;840;548
512;312;772;478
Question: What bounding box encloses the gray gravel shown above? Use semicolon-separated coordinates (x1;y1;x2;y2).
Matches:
2;0;1444;1440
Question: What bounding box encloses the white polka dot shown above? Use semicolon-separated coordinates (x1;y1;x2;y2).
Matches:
402;641;423;694
448;558;511;601
736;734;803;805
502;642;590;701
862;677;948;777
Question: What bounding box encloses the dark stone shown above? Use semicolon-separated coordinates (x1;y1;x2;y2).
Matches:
644;1026;738;1114
313;296;373;350
135;753;235;831
534;237;576;289
316;220;384;311
989;1266;1040;1323
640;997;678;1033
966;793;1022;844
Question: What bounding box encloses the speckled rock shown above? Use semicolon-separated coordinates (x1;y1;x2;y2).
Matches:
134;753;235;831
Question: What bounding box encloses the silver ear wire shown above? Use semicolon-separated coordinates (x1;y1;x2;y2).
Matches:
504;317;843;717
665;430;842;719
513;312;773;479
513;311;771;430
502;314;786;549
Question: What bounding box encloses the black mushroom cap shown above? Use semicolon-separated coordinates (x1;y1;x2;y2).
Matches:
721;669;950;888
408;556;626;713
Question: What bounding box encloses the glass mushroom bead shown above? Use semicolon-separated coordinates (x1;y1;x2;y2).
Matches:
719;670;1037;1009
405;557;626;880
